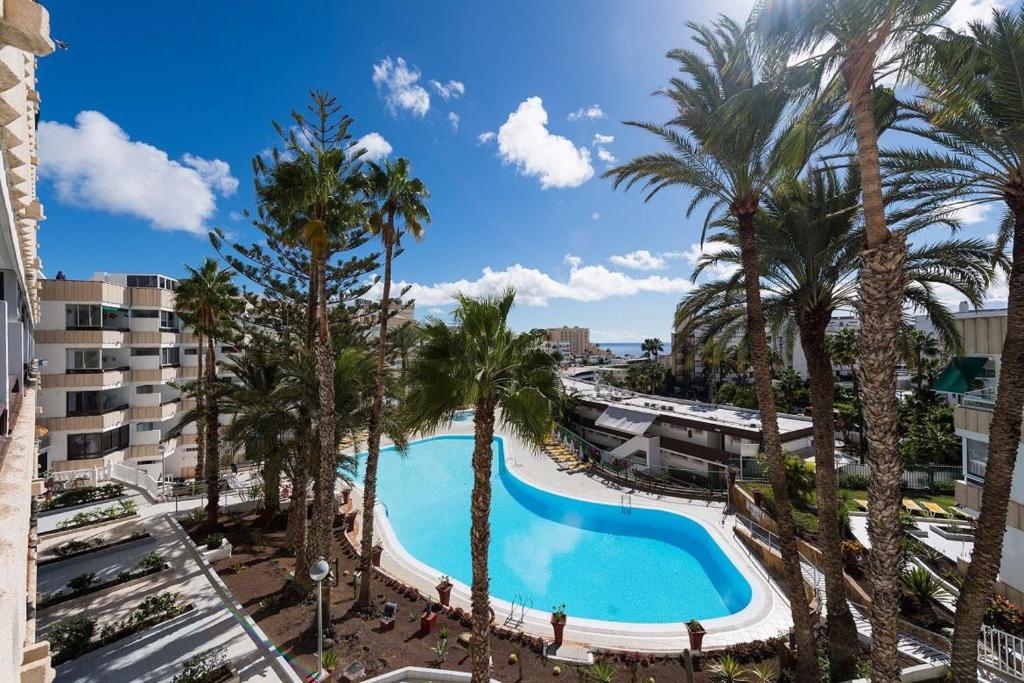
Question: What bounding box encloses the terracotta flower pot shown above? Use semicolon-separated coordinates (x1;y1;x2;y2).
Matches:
436;582;453;607
752;489;763;506
371;545;383;567
687;628;706;651
420;603;442;635
550;613;567;646
341;489;351;506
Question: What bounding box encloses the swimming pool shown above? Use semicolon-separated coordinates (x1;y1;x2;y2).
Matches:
357;435;751;623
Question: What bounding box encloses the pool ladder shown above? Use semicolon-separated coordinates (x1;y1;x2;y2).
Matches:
620;493;632;513
503;593;533;629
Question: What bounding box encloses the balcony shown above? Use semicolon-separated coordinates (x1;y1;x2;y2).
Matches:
39;408;128;433
40;368;129;389
35;329;127;345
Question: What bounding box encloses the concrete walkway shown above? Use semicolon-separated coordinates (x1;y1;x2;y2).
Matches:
37;490;290;682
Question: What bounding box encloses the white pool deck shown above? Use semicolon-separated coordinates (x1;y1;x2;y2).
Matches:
353;418;795;653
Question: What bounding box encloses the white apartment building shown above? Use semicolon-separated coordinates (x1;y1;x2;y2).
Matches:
36;273;236;482
0;1;54;681
546;326;592;357
936;307;1024;607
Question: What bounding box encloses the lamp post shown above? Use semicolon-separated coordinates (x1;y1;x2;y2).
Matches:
309;558;331;680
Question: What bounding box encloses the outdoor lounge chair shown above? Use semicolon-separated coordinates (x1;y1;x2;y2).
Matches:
379;602;398;631
902;499;925;515
922;501;950;517
855;499;869;512
564;463;591;475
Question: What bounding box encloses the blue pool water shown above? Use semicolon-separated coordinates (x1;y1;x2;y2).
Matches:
358;435;751;623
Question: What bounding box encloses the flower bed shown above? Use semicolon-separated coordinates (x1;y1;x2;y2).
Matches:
40;531;151;566
44;500;138;535
38;552;169;609
41;484;125;512
49;591;192;665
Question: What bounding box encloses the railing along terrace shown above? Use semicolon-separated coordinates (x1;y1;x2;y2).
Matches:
978;624;1024;680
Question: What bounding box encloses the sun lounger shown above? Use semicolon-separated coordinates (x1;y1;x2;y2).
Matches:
922;501;950;517
855;499;868;512
565;463;591;474
379;601;398;631
902;499;925;515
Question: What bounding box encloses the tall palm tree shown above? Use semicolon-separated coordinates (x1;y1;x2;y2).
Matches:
254;93;366;605
175;258;240;528
174;299;207;485
677;166;997;676
357;158;430;610
402;290;562;683
752;3;957;677
898;328;940;391
387;320;420;380
604;17;836;678
641;337;665;361
885;10;1024;677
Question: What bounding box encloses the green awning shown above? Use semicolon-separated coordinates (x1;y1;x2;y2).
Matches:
932;356;988;394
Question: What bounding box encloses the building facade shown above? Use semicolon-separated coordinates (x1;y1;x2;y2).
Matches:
546;326;592;357
36;273;236;482
0;1;54;680
944;308;1024;606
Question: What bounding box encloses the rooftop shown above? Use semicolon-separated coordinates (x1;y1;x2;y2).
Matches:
561;376;813;437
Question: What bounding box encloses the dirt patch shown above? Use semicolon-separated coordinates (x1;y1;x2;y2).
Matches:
188;511;775;682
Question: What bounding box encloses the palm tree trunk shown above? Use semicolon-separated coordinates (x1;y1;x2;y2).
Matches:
287;419;313;591
845;54;908;683
309;260;337;627
264;449;281;514
800;314;859;679
205;335;220;528
950;204;1024;681
195;331;205;482
735;213;818;681
358;238;395;610
469;396;497;683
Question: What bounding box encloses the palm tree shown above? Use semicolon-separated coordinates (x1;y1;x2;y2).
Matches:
604;17;836;678
402;290;562;683
886;10;1024;677
752;3;958;678
175;258;240;528
898;328;940;391
175;297;206;486
676;166;996;675
388;320;420;380
641;337;664;361
254;92;366;606
357;158;430;610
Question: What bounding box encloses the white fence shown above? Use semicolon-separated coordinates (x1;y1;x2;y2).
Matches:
837;463;962;490
47;463;160;502
979;624;1024;680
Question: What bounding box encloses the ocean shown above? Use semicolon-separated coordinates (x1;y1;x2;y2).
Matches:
594;342;670;358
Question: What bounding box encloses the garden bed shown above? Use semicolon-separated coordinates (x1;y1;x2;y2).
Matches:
42;501;139;537
39;531;151;566
38;553;170;609
184;511;784;682
40;484;126;513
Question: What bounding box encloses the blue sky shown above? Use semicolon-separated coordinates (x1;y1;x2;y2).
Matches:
35;0;1006;342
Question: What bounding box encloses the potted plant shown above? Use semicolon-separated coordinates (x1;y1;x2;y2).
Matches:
340;488;351;506
550;604;567;646
686;619;706;651
752;487;763;506
435;575;453;606
371;542;383;567
420;601;443;635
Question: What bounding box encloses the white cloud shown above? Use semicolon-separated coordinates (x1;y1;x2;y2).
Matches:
351;132;393;162
593;133;614;145
596;146;617;164
39;111;237;235
675;240;739;280
448;112;460;132
368;254;693;307
950;203;992;226
609;249;667;271
496;97;594;189
372;56;430;117
181;154;238;195
477;131;496;144
943;0;1010;31
567;104;606;122
229;211;242;222
591;212;600;220
430;79;466;100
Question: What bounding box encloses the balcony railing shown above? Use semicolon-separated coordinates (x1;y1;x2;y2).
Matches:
964;387;998;411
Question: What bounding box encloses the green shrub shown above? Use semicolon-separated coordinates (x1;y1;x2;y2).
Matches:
66;572;98;594
99;592;187;645
985;596;1024;637
172;646;227;683
135;551;167;573
54;538;101;557
838;473;869;490
930;479;955;494
42;484;124;511
901;566;940;604
707;654;746;682
204;533;225;550
49;615;95;664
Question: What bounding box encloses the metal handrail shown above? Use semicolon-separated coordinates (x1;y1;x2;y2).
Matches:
979;624;1024;679
735;513;823;604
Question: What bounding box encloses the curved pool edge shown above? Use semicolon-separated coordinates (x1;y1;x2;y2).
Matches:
348;429;788;652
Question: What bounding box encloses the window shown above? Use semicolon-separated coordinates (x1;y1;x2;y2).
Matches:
67;349;101;372
967;439;989;482
184;348;197;356
160;347;180;367
67;425;129;460
127;275;158;288
137;422;156;432
130;348;159;356
65;304;101;329
66;390;123;416
132;309;158;318
136;385;155;394
160;310;179;331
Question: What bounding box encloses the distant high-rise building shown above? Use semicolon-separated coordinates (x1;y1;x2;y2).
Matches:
0;1;55;680
545;326;591;357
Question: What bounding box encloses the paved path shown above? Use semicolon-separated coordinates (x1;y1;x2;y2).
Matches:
38;492;289;682
37;494;147;535
37;535;159;595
